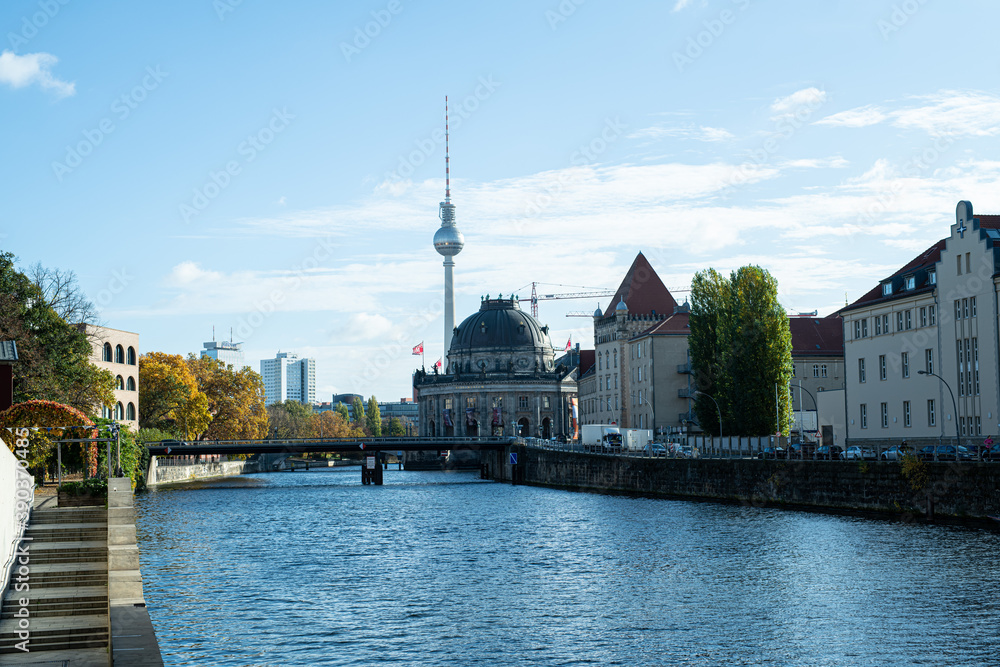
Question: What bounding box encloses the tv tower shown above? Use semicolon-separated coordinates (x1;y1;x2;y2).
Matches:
433;96;464;356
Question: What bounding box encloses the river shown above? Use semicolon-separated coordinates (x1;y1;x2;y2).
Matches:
134;468;1000;666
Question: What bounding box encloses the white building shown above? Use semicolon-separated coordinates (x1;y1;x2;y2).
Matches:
260;352;316;406
200;340;247;370
84;325;139;431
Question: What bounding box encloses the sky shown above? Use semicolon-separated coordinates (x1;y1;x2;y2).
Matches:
3;0;1000;403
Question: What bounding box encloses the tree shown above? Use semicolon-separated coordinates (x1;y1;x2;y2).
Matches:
186;355;268;440
351;396;365;427
28;262;100;330
689;266;793;436
335;402;350;423
366;397;382;437
138;352;211;439
266;400;315;439
0;252;114;418
316;410;365;439
388;417;405;436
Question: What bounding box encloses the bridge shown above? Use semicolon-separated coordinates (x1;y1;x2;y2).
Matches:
146;436;516;485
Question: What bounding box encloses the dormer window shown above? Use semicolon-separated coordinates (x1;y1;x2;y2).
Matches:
928;271;936;285
882;283;892;296
904;276;915;290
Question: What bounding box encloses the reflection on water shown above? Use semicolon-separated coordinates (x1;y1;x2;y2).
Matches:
135;468;1000;666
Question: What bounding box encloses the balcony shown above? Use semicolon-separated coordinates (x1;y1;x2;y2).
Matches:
676;362;692;374
677;387;694;399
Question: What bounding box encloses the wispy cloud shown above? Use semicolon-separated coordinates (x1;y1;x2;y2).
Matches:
769;87;827;121
816;90;1000;137
628;124;734;142
0;50;74;97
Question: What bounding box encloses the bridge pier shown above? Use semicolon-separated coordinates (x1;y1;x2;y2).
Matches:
361;452;384;485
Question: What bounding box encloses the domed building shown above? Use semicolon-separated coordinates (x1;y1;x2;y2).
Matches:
414;296;579;440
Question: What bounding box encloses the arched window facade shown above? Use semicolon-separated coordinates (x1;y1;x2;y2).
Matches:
126;403;136;421
103;343;112;362
114;402;124;420
116;375;124;390
127;346;136;365
613;349;617;368
127;376;136;391
115;345;125;364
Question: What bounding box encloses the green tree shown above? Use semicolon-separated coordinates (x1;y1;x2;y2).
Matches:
366;397;382;437
388;417;405;436
266;400;315;439
335;402;350;423
138;352;212;439
186;355;268;440
689;266;792;436
351;396;365;427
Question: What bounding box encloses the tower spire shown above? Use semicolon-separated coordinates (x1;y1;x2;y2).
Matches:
445;95;451;202
433;95;464;357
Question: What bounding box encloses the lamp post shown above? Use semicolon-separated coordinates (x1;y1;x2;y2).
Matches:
694;391;722;457
918;370;961;461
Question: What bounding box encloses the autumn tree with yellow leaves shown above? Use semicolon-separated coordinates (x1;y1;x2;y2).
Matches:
187;355;268;440
138;352;211;439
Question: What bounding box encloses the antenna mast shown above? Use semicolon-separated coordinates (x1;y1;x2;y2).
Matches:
445;95;450;202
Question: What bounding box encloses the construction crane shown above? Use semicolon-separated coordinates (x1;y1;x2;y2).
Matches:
517;282;616;318
566;286;693;318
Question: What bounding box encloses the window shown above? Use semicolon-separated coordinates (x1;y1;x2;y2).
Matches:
957;255;963;275
896;312;904;331
466;397;476;409
957;340;965;396
882;282;892;296
955;300;962;320
905;276;915;290
543;396;550;409
903;401;911;427
875;317;882;335
861;319;868;337
518;396;528;410
860;404;868;429
879;355;887;381
905;310;912;330
606;377;611;390
444;398;453;410
971;296;977;317
813;364;820;378
103;343;112;362
613;350;617;368
963;298;969;319
974;337;980;395
858;358;866;383
882;314;890;332
925;349;933;374
114;402;124;420
929;271;936;284
127;376;136;391
638;390;643;405
821;364;828;378
880;403;888;428
127;346;136;365
614;375;618;389
854;321;861;339
901;352;909;378
929;305;936;325
920;307;927;327
116;375;124;390
126;403;136;421
492;396;503;409
638;366;643;382
792;364;796;377
598;355;602;370
966;252;971;273
961;417;967;436
928;399;935;426
976;416;982;436
115;345;124;364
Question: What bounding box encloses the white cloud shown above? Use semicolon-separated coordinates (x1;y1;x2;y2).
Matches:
672;0;693;11
816;90;1000;137
0;51;74;97
769;87;827;121
780;157;850;169
627;124;734;142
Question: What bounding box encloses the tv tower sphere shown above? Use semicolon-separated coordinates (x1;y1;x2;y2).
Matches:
434;203;464;256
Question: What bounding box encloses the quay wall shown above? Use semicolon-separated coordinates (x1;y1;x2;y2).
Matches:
486;446;1000;519
147;458;261;486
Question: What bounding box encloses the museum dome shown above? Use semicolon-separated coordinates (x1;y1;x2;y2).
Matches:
446;297;556;373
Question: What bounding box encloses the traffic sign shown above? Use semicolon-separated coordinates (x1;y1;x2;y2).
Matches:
509;452;517;465
366;456;376;469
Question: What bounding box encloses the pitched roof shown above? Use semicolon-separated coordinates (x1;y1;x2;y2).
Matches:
579;349;595;376
603;252;677;317
842;240;944;312
632;311;690;338
789;317;843;357
0;341;17;362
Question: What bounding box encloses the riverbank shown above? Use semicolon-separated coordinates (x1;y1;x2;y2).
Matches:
147;457;261;487
486;445;1000;522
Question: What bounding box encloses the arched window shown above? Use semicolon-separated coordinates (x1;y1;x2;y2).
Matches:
102;405;112;419
116;375;124;390
103;343;112;362
613;349;617;368
127;376;136;391
114;402;124;420
126;402;136;421
127;346;136;365
115;345;124;364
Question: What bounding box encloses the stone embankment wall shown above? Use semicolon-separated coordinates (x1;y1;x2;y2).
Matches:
147;458;260;486
486;446;1000;519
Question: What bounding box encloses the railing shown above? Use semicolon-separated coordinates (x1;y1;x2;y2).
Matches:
677;387;694;399
676;362;692;374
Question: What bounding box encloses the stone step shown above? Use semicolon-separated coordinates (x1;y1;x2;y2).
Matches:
26;523;108;537
0;633;108;654
0;612;109;640
25;549;107;564
31;509;107;522
0;601;108;619
23;574;108;588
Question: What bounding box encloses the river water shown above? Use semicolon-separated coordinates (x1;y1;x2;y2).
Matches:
134;468;1000;666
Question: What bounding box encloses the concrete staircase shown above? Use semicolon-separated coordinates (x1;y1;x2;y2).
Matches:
0;505;110;659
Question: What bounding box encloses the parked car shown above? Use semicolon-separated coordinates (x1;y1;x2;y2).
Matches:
644;443;667;457
880;445;913;461
814;445;844;460
757;446;786;460
677;445;699;459
917;445;972;461
842;446;877;461
787;443;816;459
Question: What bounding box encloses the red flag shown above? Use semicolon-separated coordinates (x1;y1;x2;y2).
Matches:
564;336;572;352
412;342;423;355
434;358;442;369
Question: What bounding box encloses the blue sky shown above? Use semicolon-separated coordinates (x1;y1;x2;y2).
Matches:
3;0;1000;402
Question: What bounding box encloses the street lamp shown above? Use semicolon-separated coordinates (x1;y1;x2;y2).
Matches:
694;390;722;457
918;370;961;461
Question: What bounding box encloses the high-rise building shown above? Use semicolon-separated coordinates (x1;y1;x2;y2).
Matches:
260;352;316;406
200;340;246;369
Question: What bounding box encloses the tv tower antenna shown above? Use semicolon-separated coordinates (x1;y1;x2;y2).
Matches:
433;95;464;355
